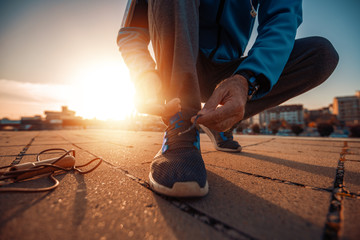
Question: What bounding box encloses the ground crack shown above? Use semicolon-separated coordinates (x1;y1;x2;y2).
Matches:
207;163;333;194
242;138;276;148
322;141;348;240
11;134;38;165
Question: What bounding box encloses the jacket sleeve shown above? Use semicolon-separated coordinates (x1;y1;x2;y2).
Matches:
117;0;156;85
235;0;302;100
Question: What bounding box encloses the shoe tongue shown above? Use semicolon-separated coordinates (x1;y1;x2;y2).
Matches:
223;129;234;140
165;129;198;150
164;112;198;151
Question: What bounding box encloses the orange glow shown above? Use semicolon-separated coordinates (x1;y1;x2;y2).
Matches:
71;61;136;120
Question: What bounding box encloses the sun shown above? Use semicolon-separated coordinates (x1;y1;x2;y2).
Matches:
72;61;136;120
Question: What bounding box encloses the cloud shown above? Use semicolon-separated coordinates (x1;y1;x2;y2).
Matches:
0;79;75;118
0;79;73;103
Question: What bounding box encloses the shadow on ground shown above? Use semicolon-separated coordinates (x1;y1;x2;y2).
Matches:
153;170;325;240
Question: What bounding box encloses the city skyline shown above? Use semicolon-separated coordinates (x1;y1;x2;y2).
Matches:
1;0;359;119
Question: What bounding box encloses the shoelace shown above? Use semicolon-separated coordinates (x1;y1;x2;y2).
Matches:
178;114;202;136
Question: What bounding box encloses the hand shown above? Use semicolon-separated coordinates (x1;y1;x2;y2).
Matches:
192;75;248;132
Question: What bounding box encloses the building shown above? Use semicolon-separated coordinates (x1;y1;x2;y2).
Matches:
44;106;77;121
304;106;338;126
305;107;332;121
259;104;304;127
333;91;360;125
0;118;21;130
44;106;83;129
21;115;43;130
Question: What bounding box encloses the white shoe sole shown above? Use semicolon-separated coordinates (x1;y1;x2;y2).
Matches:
149;173;209;197
199;124;242;153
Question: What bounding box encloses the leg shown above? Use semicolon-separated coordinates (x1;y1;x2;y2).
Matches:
147;0;208;197
148;0;201;115
196;36;338;152
244;36;339;119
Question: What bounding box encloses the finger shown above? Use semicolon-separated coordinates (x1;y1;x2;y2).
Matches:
191;114;198;123
199;88;224;114
163;98;181;116
196;109;221;125
197;101;239;125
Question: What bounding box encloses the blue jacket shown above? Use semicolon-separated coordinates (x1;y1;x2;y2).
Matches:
118;0;303;99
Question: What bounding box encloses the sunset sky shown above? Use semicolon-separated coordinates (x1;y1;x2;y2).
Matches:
0;0;359;120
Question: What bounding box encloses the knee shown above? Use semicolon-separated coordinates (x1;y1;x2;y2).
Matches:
314;36;339;64
310;36;339;80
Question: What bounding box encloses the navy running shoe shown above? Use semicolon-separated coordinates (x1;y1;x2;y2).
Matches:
149;112;208;197
200;124;242;153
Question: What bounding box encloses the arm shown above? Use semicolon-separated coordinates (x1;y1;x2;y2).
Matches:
117;0;157;87
235;0;303;99
117;0;166;114
195;0;302;131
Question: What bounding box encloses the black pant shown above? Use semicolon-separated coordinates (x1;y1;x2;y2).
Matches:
148;0;339;119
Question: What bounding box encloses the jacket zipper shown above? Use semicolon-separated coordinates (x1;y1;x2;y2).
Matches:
209;0;226;60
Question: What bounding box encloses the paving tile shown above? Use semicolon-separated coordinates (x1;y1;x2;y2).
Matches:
346;144;360;162
0;146;24;157
0;156;16;167
186;166;330;240
0;131;38;146
33;131;67;142
202;148;338;190
341;198;360;240
345;161;360;194
73;141;157;182
0;147;25;166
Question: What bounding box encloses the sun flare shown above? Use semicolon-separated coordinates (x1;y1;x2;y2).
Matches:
72;61;136;120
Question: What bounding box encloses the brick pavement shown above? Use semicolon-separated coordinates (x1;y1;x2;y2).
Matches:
0;130;359;240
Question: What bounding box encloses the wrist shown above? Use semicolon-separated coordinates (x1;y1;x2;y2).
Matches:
236;70;260;101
